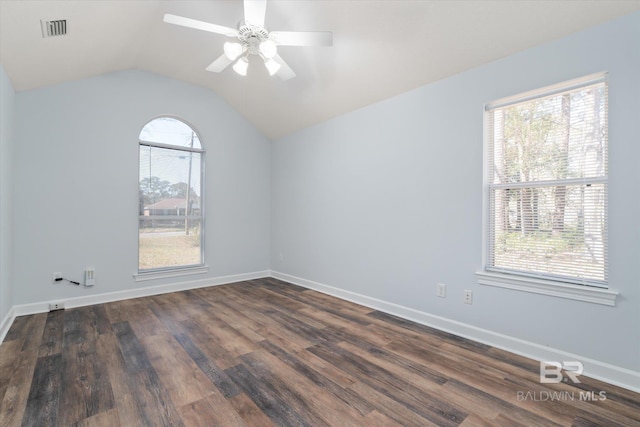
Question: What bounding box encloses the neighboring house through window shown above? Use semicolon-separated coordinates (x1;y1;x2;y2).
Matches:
479;73;612;302
138;117;204;273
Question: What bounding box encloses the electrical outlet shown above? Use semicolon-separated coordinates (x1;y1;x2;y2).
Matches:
437;283;446;298
464;290;473;305
49;302;65;311
85;268;96;286
52;272;62;283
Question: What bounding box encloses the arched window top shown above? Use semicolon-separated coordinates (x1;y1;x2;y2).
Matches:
139;117;202;150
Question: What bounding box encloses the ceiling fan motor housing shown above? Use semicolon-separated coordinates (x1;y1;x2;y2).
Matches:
238;23;270;55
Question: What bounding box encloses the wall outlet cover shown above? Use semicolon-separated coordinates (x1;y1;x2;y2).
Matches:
464;290;473;305
49;302;65;311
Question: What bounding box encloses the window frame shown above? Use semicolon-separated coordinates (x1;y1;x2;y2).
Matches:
478;73;618;306
135;116;207;280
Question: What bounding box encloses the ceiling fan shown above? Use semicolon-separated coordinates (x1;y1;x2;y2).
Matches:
164;0;332;80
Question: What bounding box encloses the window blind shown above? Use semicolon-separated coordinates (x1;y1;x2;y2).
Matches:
486;74;608;287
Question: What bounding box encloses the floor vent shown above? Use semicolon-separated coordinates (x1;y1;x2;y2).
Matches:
41;19;67;38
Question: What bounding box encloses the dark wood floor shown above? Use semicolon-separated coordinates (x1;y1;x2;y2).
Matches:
0;278;638;426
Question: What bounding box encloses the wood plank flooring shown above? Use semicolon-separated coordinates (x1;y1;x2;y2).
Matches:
1;278;639;426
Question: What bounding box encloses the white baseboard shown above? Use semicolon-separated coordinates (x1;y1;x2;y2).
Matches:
270;270;640;393
1;270;270;343
0;306;15;344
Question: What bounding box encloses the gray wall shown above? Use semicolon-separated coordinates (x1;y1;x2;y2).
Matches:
12;70;271;305
0;64;15;322
272;12;640;371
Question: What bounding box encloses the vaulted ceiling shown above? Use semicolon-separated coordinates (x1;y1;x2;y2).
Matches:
1;0;639;139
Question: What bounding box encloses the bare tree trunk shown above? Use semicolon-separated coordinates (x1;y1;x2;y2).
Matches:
585;88;604;264
553;93;570;235
494;110;510;233
516;189;522;233
501;142;509;233
521;186;534;235
532;188;539;230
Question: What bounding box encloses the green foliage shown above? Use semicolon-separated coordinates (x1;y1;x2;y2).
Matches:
140;176;172;205
496;231;576;254
139;176;199;207
502;99;558;183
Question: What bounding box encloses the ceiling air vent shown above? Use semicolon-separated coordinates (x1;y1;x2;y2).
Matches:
41;19;67;38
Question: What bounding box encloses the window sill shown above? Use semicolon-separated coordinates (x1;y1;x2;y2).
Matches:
134;265;209;282
476;271;618;306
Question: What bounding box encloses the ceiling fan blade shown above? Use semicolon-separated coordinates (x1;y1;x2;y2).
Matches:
269;31;333;47
205;54;234;73
164;14;238;37
273;54;296;81
244;0;267;28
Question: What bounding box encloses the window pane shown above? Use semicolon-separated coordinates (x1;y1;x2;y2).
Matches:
139;142;202;271
139;218;202;270
139;146;201;215
490;84;607;185
139;117;202;149
490;184;606;283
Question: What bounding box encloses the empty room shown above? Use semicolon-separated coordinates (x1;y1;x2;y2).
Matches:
1;1;639;426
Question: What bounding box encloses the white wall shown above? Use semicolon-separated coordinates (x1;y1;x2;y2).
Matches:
12;70;271;305
272;12;640;372
0;64;15;323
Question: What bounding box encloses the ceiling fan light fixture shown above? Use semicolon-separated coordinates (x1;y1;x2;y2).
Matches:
164;0;333;80
233;56;249;76
224;42;244;60
259;39;277;59
264;58;281;76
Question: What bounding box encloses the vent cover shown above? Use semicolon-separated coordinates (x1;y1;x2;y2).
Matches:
41;19;67;38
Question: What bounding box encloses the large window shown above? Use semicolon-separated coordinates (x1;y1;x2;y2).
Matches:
485;74;608;287
138;117;204;273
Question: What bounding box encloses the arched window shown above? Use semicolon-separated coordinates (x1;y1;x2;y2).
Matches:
138;117;204;273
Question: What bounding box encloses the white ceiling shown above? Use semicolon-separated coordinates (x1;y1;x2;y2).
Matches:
1;0;639;139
